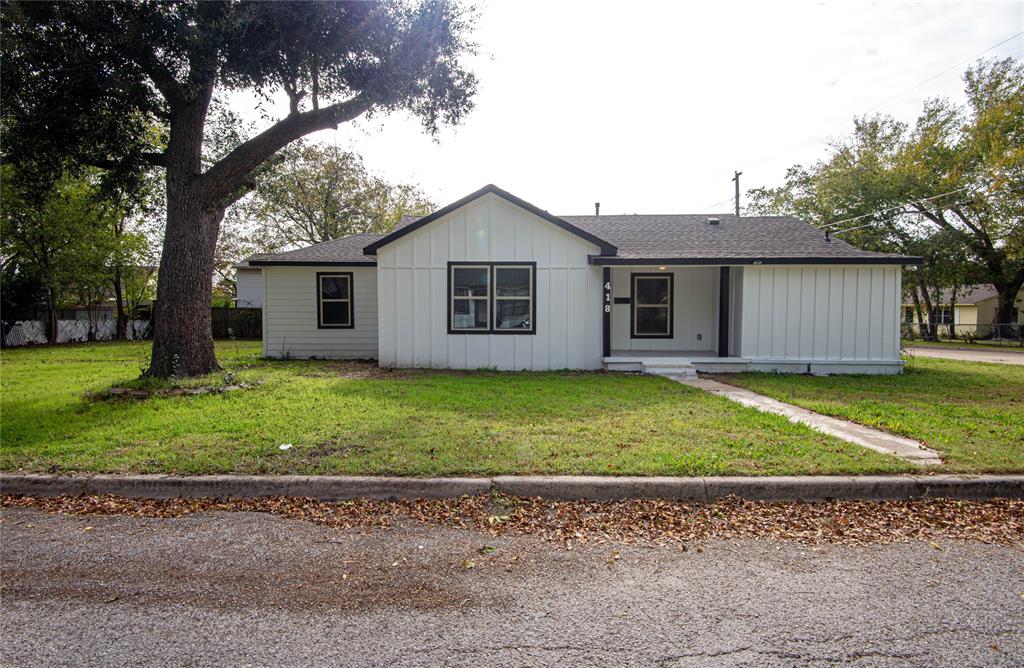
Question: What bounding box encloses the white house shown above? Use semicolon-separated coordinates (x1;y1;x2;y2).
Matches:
248;185;919;375
234;260;263;308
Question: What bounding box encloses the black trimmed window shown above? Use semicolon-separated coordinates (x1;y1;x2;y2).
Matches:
317;272;353;328
449;262;535;334
631;273;673;338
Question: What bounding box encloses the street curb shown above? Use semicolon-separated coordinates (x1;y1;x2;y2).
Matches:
0;474;490;501
2;473;1023;502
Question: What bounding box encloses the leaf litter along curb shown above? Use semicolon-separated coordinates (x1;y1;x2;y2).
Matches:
3;493;1022;546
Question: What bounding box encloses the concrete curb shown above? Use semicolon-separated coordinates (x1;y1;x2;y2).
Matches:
3;473;1023;503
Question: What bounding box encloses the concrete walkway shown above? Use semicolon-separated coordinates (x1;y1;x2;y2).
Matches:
904;346;1024;365
677;377;943;466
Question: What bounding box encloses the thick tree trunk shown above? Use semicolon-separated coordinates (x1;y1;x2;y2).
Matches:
113;269;128;340
948;286;958;340
994;279;1023;339
910;288;925;339
148;196;223;377
148;89;222;378
44;291;58;346
916;277;937;341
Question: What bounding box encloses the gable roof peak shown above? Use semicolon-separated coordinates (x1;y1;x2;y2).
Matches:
362;184;618;256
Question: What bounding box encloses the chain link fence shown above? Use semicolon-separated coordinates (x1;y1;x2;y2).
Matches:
901;322;1024;347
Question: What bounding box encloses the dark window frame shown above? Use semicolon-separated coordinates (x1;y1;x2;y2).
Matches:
447;261;537;335
316;271;354;329
630;272;674;339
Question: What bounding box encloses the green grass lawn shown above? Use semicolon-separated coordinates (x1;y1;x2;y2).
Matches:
722;356;1024;473
0;341;909;477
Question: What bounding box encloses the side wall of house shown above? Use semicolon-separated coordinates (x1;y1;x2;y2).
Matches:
376;192;603;370
739;264;902;373
262;265;378;359
609;267;719;352
235;268;263;308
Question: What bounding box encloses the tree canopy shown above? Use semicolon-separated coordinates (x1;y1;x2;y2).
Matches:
1;0;478;375
748;57;1024;330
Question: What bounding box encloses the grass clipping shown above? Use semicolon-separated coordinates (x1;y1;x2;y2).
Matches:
4;493;1023;546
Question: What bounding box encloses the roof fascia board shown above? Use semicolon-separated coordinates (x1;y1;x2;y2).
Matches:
588;256;922;266
248;260;377;267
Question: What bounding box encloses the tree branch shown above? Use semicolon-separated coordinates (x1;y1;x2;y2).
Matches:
198;94;373;207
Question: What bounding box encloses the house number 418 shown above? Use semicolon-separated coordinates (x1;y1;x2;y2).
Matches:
604;282;612;313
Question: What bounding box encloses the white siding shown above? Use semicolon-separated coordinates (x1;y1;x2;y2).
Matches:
610;267;718;352
376;192;603;370
739;265;901;362
235;268;263;308
262;265;378;359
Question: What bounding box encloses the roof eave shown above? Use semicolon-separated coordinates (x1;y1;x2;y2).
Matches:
247;260;377;267
588;255;922;266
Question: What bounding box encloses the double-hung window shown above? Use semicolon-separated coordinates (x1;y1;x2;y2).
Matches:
449;262;535;334
631;273;672;338
317;272;353;328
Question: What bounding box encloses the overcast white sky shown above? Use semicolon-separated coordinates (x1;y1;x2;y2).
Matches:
241;0;1023;216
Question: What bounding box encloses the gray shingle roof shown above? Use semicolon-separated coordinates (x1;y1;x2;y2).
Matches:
245;211;917;265
562;214;914;262
247;233;384;265
902;284;1000;305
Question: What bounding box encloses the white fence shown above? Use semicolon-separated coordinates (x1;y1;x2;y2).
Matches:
2;320;151;347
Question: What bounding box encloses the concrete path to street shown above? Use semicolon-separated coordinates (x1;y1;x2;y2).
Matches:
677;377;942;466
3;507;1022;667
904;346;1024;366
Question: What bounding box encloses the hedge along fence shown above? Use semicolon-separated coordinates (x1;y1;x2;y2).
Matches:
211;307;262;340
3;308;263;347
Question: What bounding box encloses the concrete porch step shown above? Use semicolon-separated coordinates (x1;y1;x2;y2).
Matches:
641;361;698;379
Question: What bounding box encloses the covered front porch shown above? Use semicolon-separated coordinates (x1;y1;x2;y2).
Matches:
599;263;744;373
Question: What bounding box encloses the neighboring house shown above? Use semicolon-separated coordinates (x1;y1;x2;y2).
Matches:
248;184;918;375
902;285;1023;327
234;260;264;308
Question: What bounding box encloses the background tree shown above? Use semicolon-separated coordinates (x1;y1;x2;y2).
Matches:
0;168;114;343
2;0;478;376
748;57;1023;334
247;142;435;249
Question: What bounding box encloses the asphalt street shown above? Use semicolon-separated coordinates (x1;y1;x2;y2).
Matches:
905;346;1024;365
2;507;1022;667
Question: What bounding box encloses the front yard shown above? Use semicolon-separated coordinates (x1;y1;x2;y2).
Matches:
0;341;908;477
2;341;1020;477
723;355;1024;473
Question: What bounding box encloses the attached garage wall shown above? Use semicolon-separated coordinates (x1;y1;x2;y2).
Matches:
262;265;378;359
376;192;603;370
739;265;901;367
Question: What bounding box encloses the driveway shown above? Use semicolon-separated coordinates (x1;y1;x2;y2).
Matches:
906;345;1024;365
3;507;1022;667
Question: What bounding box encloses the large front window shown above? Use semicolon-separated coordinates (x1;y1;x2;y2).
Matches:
631;273;672;338
449;263;535;334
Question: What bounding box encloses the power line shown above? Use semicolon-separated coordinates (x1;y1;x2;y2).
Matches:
698;195;735;213
822;185;978;231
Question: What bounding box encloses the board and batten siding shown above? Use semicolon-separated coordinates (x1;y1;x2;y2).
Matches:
262;265;378;359
739;265;901;362
376;192;604;370
235;268;263;308
610;266;719;352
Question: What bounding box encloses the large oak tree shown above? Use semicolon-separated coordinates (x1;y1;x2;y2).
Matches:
748;58;1023;329
1;0;477;376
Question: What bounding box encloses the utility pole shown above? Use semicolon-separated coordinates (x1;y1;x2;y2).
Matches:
732;170;743;217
